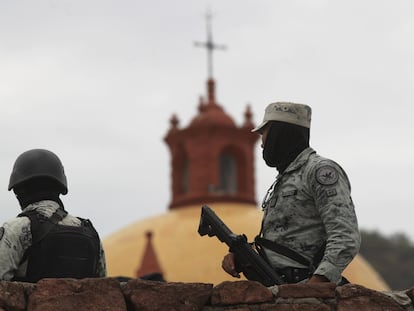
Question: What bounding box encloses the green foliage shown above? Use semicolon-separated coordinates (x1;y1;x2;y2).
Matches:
360;229;414;290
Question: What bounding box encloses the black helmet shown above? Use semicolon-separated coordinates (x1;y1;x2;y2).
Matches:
8;149;68;195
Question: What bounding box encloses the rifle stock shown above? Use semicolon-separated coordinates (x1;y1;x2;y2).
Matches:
198;205;284;286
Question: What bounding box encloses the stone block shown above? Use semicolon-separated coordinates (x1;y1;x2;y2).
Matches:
261;304;330;311
123;279;213;311
277;283;336;299
27;278;127;311
211;280;273;306
337;284;406;311
0;281;27;311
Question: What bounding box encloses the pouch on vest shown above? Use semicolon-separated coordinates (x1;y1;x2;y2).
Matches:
17;208;100;283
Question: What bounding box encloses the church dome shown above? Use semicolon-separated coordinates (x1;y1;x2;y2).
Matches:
103;203;389;291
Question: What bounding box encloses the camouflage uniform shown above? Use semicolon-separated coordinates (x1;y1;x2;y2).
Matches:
261;147;361;284
0;200;107;281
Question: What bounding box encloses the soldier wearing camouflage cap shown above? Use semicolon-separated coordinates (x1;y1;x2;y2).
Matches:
0;149;107;282
222;102;361;284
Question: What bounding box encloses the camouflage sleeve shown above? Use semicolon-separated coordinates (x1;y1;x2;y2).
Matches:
0;217;32;280
96;241;107;277
309;161;361;283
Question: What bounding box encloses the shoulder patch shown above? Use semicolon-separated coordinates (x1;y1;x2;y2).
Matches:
0;227;4;241
316;165;339;185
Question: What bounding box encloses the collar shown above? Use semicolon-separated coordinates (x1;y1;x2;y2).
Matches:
22;200;61;212
277;147;316;177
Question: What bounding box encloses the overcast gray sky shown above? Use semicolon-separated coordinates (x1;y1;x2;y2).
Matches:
1;0;413;239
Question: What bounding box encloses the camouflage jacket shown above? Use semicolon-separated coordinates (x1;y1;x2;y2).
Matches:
261;147;361;283
0;200;107;281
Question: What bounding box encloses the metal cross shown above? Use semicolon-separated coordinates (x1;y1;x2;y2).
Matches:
194;10;226;79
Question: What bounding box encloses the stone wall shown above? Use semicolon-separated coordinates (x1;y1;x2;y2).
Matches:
1;278;413;311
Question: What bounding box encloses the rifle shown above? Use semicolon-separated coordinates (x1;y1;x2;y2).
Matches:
198;205;284;286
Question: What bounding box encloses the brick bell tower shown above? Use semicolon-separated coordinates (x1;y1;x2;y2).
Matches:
164;12;259;209
164;79;259;209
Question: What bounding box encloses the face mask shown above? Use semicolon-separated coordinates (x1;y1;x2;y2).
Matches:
262;121;310;173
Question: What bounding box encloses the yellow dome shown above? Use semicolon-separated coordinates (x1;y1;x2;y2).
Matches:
103;203;389;291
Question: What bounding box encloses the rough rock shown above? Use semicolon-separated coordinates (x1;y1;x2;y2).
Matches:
210;280;273;306
0;281;28;311
261;304;331;311
123;279;213;311
27;278;127;311
337;284;405;311
277;282;336;298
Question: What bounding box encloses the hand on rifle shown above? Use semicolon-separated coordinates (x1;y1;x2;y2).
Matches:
221;252;241;278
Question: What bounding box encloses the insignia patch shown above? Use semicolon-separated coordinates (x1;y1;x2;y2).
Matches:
326;188;337;197
0;227;4;241
316;165;339;185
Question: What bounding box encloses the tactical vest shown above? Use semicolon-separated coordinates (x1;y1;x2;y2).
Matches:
16;208;100;283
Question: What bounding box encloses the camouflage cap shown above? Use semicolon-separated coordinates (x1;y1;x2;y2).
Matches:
252;102;312;132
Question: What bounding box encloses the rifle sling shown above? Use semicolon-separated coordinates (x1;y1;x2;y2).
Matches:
255;236;315;267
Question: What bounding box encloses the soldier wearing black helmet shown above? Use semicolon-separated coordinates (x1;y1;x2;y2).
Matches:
0;149;106;282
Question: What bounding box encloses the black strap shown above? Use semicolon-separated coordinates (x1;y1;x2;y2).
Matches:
18;208;68;263
34;208;68;244
255;236;326;274
254;236;311;266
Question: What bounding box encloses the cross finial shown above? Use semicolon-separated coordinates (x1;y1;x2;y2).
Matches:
194;9;226;79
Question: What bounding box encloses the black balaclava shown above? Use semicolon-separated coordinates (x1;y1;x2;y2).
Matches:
13;177;64;210
263;121;310;173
